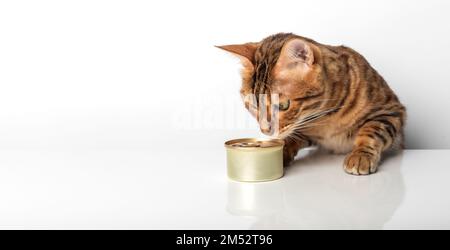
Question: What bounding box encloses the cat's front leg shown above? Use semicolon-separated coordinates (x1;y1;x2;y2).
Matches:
283;137;312;167
344;118;403;175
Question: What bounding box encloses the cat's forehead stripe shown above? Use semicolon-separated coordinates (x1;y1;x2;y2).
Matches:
252;33;294;97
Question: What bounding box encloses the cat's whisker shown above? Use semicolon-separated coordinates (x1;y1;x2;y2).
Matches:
296;122;328;130
279;125;297;139
285;133;304;145
278;105;345;140
288;132;304;141
279;105;344;139
295;107;341;126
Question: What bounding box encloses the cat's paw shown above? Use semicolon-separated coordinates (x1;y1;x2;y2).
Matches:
343;151;379;175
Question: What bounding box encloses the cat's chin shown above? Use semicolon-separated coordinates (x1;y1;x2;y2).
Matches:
259;130;284;139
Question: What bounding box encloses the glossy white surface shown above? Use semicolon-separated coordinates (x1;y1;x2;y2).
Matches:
0;148;449;229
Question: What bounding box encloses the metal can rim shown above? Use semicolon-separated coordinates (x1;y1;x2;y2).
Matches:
224;138;284;149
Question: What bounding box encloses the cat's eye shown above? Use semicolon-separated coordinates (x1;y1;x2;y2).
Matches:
278;100;290;111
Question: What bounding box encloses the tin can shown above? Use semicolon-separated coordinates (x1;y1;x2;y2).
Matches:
224;138;284;182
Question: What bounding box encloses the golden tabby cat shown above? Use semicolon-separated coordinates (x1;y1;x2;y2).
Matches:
218;33;406;175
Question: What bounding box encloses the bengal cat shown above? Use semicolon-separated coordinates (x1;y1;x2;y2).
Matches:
218;33;406;175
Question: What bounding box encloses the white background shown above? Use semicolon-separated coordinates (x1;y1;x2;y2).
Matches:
1;0;449;150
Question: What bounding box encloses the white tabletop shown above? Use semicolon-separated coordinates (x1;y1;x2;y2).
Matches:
0;147;449;230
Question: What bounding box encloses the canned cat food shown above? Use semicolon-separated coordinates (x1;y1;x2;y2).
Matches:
225;138;284;182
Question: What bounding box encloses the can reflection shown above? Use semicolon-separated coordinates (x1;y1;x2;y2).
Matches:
227;180;284;217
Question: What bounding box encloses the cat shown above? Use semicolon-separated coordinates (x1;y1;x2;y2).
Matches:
217;33;406;175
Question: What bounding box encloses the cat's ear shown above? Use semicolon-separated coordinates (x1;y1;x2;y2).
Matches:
272;38;322;99
216;43;259;65
278;38;314;67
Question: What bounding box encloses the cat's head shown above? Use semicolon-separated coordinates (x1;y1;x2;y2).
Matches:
217;33;325;137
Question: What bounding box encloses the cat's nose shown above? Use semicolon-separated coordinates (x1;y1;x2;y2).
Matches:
260;125;273;135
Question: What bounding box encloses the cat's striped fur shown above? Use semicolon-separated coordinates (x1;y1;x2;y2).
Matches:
218;33;406;175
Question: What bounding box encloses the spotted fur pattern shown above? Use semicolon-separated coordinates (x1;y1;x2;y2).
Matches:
218;33;406;175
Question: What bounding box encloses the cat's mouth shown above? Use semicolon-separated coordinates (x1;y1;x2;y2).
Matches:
273;125;292;139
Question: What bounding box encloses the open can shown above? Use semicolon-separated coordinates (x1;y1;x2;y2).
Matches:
225;138;285;182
